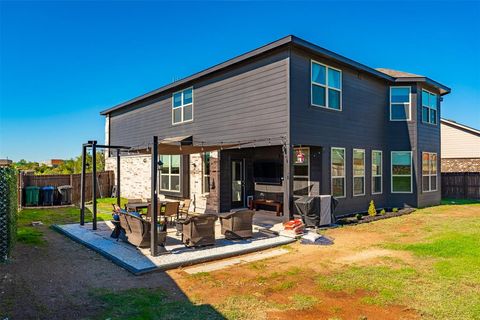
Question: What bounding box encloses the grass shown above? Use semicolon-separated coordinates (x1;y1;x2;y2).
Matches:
289;294;318;310
93;288;224;320
16;198;125;245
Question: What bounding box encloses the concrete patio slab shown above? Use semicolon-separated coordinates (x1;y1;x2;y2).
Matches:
53;220;295;275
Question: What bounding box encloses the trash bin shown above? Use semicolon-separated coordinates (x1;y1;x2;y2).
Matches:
25;186;40;206
295;195;336;227
58;185;72;205
40;186;55;206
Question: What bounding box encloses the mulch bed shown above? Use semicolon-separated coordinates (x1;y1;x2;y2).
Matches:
336;208;416;226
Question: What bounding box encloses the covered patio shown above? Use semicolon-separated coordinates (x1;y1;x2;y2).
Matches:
53;136;296;273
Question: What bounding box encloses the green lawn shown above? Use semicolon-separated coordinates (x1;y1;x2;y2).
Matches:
16;197;125;245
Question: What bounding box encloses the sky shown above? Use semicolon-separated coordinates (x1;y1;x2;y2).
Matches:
0;1;479;162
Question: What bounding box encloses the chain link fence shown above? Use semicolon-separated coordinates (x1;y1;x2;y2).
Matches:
0;166;17;262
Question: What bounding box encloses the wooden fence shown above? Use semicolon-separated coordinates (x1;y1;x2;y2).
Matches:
441;172;480;199
18;171;115;206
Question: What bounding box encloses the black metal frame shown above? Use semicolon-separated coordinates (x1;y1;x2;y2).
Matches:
80;138;163;256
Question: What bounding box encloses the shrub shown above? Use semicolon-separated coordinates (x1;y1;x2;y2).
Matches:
380;209;386;215
392;208;399;213
368;200;377;217
355;213;363;221
0;166;17;262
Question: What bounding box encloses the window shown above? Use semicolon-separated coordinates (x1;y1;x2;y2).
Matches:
422;152;438;192
293;147;310;196
390;87;411;121
172;87;193;124
203;152;211;194
391;151;412;193
372;150;383;194
331;147;345;197
353;149;365;196
422;90;438;125
160;155;181;192
311;61;342;110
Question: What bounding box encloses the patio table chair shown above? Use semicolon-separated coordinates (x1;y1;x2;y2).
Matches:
164;201;180;224
179;199;192;218
177;214;218;247
219;210;255;239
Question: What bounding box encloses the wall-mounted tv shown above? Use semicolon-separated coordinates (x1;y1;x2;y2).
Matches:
253;161;283;184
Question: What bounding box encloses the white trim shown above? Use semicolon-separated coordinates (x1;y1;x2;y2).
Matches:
371;150;383;195
441;118;480;135
421;89;438;125
293;147;311;196
353;148;366;196
172;87;194;125
331;147;346;198
389;86;411;121
311;60;342;111
391;151;413;194
422;152;438;192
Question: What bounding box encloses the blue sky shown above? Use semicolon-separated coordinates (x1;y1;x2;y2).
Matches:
0;1;479;161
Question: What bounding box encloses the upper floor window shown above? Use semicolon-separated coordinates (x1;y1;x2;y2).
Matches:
391;151;412;193
422;90;438;125
390;87;411;121
311;61;342;110
172;87;193;124
160;155;181;192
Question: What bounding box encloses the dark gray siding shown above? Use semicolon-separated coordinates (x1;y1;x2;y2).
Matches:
109;50;289;148
416;83;442;207
289;48;419;215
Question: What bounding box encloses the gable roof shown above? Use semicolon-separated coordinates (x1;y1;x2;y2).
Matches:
101;35;450;115
441;118;480;136
376;68;423;78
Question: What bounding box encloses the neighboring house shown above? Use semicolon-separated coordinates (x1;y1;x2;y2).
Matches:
101;35;450;217
440;118;480;173
41;159;64;167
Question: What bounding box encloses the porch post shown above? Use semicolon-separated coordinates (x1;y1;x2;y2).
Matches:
92;140;97;230
116;148;121;207
283;143;293;220
80;144;87;225
150;136;159;256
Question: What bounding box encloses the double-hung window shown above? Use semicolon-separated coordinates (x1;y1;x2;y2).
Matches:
422;90;438;124
331;147;346;197
390;87;411;121
353;149;365;196
160;155;181;192
422;152;438;192
372;150;383;194
172;87;193;124
203;152;211;194
391;151;412;193
311;61;342;110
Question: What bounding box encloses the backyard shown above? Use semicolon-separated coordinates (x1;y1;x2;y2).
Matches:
1;199;480;319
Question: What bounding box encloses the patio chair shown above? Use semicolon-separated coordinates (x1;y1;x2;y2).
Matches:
164;202;180;224
219;210;255;240
177;214;218;247
118;212;166;247
179;199;192;218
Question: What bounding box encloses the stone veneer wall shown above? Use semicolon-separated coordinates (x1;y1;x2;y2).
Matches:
105;151;220;213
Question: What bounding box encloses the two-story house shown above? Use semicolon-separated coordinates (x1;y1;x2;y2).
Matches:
101;35;450;218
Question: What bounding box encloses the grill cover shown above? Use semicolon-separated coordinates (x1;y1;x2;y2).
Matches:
295;195;335;227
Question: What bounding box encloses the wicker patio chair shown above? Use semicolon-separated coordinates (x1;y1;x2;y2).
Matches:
219;210;255;239
118;212;166;247
177;214;218;247
164;202;180;223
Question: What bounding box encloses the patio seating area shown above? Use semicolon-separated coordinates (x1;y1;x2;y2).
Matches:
53;210;294;274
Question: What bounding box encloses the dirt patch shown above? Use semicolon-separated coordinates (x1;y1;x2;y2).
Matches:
0;226;188;319
337;248;408;264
